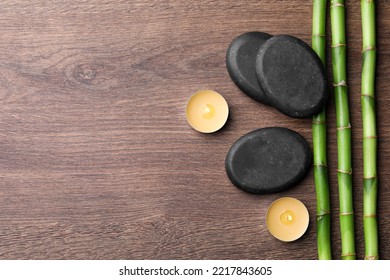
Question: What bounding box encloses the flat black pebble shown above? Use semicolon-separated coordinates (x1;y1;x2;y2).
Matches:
225;127;311;194
256;35;328;118
226;32;273;105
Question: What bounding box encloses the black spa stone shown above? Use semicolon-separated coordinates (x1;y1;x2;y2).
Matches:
255;35;328;118
225;127;312;194
226;32;273;105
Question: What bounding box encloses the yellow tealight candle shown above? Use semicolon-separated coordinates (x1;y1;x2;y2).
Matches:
186;90;229;133
266;197;309;242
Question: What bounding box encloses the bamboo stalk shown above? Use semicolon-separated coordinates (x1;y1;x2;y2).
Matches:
312;0;332;260
330;0;356;260
361;0;378;260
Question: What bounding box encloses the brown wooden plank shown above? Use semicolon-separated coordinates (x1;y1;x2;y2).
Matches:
0;0;389;259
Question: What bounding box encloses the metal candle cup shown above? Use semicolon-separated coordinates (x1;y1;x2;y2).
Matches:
266;197;309;242
186;90;229;133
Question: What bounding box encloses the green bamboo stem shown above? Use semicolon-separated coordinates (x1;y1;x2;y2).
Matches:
330;0;356;260
312;0;332;260
361;0;378;260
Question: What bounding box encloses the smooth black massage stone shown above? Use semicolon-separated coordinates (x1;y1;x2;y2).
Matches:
225;127;311;194
255;35;328;118
226;32;273;105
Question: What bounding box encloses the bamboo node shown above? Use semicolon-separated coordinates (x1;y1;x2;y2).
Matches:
365;255;378;260
331;3;345;8
364;175;377;179
336;123;351;131
363;135;378;139
341;252;356;257
362;46;377;53
361;93;375;100
340;211;354;216
333;80;347;87
338;169;352;175
312;33;326;37
331;43;346;48
316;209;331;216
313;163;328;168
363;214;377;218
312;120;325;124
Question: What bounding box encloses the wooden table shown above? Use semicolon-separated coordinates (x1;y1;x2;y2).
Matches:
1;0;389;260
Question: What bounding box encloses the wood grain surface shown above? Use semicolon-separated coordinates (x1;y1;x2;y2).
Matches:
0;0;389;260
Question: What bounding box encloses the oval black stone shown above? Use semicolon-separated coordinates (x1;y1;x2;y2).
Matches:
225;127;312;194
255;35;328;118
226;32;273;105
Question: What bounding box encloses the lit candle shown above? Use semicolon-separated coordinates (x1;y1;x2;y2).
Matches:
186;90;229;133
266;197;309;242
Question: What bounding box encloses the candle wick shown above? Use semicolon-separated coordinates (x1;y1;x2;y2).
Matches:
280;210;295;225
202;104;215;119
